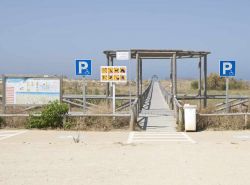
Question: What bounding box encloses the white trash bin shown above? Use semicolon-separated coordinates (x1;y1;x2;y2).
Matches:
183;104;197;131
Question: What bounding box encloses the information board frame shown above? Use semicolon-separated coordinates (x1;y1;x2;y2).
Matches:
2;75;62;109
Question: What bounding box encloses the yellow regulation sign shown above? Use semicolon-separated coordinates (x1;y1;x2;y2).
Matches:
100;66;127;82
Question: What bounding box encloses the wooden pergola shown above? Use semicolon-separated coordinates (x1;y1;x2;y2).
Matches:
103;49;211;109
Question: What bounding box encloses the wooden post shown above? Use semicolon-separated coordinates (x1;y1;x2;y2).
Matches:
106;54;110;97
172;53;177;98
248;98;250;112
203;55;208;108
136;53;140;113
198;57;202;110
176;107;179;124
129;106;135;131
140;58;143;108
170;57;174;110
244;114;248;128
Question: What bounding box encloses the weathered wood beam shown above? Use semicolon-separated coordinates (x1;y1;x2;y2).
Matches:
136;53;140;110
172;53;177;97
198;57;202;109
203;55;208;108
106;54;110;97
170;57;174;110
140;58;143;108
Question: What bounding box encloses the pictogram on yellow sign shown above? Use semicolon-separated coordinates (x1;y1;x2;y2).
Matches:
100;66;127;82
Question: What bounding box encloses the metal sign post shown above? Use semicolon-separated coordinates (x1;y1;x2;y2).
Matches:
219;60;236;113
116;51;131;108
226;77;229;112
100;65;128;115
83;76;86;113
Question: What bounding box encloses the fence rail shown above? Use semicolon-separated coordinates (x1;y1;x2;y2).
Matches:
0;80;154;131
0;112;131;117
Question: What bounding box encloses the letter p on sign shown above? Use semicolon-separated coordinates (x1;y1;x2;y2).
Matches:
220;61;235;77
76;60;92;76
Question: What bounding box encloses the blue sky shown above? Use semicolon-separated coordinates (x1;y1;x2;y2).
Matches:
0;0;249;80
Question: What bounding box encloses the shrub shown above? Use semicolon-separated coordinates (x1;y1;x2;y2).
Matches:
26;101;69;129
0;117;4;128
191;80;199;90
192;73;249;90
207;73;225;90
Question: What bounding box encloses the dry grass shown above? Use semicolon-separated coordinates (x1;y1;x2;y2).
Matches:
197;115;249;131
64;116;129;131
160;79;250;109
63;79;150;96
160;79;250;130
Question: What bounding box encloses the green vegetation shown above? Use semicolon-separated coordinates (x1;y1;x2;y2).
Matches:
191;73;248;90
26;101;69;129
191;80;199;90
0;117;4;128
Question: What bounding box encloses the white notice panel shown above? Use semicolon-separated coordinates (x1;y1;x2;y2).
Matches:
116;51;130;60
5;77;61;105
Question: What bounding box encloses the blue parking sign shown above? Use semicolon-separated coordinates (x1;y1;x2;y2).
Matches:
220;61;235;77
76;60;92;76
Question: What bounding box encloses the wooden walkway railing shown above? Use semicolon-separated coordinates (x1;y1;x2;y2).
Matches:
129;80;154;130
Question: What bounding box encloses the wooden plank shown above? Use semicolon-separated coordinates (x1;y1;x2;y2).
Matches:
63;99;85;108
216;99;239;107
216;100;248;112
0;112;131;117
63;94;136;100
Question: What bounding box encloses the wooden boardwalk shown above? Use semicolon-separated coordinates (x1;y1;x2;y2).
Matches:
138;81;176;132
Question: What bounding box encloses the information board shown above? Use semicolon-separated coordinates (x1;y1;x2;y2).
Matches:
5;77;61;105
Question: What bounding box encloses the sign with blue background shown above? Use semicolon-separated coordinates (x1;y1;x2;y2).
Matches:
75;60;92;76
220;61;236;77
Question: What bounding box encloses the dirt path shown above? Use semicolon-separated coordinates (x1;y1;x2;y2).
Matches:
0;130;250;185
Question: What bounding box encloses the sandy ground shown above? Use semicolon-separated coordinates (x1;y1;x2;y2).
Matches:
0;130;250;185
